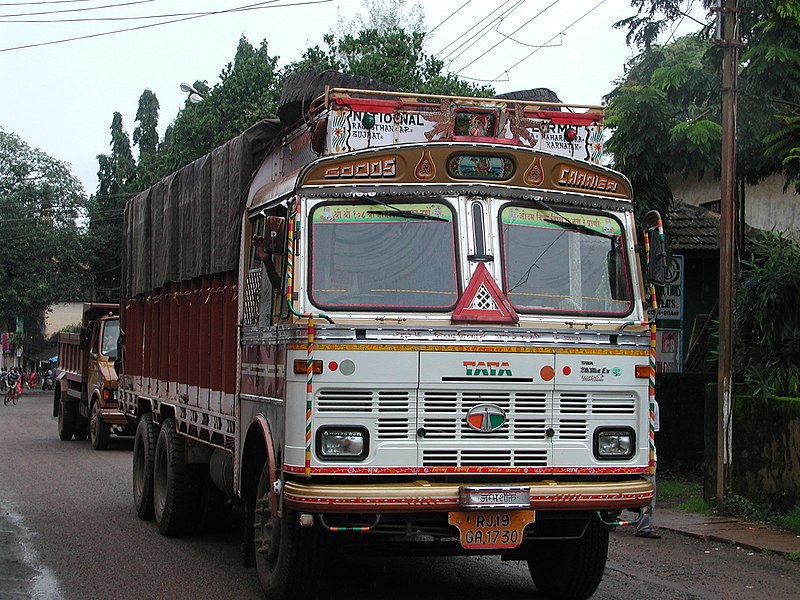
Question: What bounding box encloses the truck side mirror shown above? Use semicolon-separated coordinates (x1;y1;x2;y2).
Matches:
648;228;668;286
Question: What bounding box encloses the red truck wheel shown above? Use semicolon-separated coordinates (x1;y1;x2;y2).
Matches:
133;413;158;521
527;517;609;600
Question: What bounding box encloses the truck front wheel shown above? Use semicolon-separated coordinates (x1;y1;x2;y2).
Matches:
254;467;325;599
526;517;609;600
90;401;111;450
153;418;200;536
57;398;75;441
133;413;158;520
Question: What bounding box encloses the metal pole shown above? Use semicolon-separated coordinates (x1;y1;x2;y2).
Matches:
715;0;739;513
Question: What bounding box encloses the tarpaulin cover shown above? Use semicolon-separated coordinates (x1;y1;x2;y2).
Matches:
122;120;282;299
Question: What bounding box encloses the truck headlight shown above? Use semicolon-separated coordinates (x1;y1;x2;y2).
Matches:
594;427;635;460
316;427;369;461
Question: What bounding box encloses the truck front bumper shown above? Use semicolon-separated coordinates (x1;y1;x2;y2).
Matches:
283;478;653;513
98;406;127;426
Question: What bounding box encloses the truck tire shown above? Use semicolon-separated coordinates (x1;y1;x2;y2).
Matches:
254;465;325;599
153;418;201;536
526;517;609;600
494;88;562;103
74;414;89;441
133;413;157;521
58;399;75;441
90;401;111;450
277;70;400;127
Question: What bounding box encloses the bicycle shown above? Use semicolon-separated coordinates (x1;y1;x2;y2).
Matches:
4;382;19;406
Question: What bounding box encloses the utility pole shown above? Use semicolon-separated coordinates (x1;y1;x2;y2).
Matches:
714;0;740;513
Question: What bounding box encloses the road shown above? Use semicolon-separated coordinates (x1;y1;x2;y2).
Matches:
1;391;798;599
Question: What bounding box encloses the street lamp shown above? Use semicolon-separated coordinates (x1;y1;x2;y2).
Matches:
179;81;204;104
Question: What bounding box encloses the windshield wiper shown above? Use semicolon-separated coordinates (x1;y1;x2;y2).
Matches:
363;197;449;222
544;218;615;240
367;209;448;222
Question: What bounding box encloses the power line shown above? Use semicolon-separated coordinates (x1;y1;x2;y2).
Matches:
0;0;333;52
439;0;523;64
427;0;473;37
453;0;562;74
0;1;103;5
0;0;157;18
434;0;518;59
490;0;611;84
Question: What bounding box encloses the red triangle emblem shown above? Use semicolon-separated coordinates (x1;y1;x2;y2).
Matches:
452;263;519;324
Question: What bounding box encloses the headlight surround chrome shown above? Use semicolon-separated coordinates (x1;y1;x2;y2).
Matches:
316;426;369;461
594;427;636;460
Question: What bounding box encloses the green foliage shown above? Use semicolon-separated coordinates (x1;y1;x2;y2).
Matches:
0;128;90;340
614;1;800;197
158;37;281;176
735;231;800;398
133;89;160;190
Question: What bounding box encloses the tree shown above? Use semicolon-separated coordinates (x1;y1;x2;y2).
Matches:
0;128;89;351
90;112;136;302
611;0;800;199
133;89;160;190
158;37;281;176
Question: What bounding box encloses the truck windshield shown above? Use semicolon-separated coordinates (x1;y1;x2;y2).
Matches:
309;201;459;310
500;205;633;316
101;319;120;358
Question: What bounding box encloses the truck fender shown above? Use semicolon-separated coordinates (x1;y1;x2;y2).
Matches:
52;372;68;417
241;416;278;518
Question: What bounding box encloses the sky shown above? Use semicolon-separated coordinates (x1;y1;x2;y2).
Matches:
0;0;708;195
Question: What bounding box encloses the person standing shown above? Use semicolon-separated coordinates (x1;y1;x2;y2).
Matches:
636;398;661;538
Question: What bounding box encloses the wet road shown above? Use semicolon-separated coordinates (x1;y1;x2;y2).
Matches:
1;391;797;599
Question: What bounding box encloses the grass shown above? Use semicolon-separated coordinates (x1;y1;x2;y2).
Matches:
658;474;712;514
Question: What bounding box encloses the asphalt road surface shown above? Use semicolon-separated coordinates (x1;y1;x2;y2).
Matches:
1;391;798;599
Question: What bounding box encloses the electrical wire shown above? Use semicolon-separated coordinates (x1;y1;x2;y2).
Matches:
453;0;562;74
434;0;518;59
440;0;524;64
0;0;158;18
490;0;611;84
426;0;473;37
0;0;333;52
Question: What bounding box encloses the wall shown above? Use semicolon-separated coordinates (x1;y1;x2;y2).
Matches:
704;386;800;510
44;303;84;339
655;373;713;472
668;173;800;234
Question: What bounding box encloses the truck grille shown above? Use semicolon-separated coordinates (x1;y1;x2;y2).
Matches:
316;389;411;440
421;390;547;440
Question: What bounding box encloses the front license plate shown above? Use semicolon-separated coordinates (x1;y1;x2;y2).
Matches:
448;510;535;550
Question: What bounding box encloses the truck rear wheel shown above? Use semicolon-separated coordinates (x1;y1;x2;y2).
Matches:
153;418;200;536
74;414;89;441
133;413;157;521
526;517;608;600
90;401;111;450
254;466;324;599
58;398;75;441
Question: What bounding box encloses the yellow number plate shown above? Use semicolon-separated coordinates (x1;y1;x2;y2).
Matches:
448;510;535;549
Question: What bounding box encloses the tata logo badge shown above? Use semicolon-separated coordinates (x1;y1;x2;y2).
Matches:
465;404;506;432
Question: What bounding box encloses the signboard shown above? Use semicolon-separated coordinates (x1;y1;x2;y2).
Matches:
656;255;683;321
327;109;604;164
656;329;682;373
